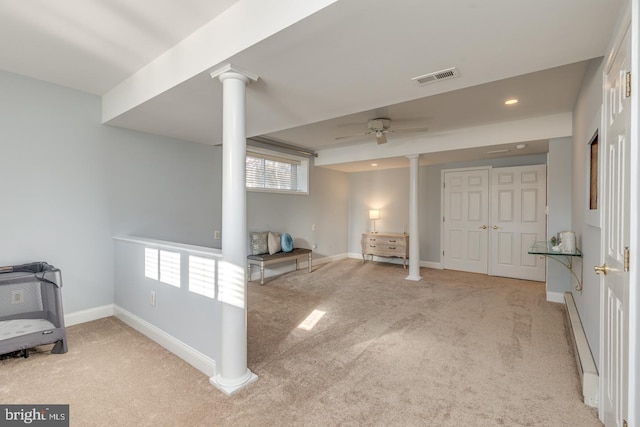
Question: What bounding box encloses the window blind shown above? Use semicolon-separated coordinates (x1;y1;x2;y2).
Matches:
246;151;301;191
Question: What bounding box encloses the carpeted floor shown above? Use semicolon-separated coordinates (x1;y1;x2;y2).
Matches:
0;259;601;426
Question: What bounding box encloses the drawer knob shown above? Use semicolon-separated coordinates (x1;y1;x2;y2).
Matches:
389;246;396;250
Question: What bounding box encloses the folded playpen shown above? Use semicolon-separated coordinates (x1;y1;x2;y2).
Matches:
0;262;67;356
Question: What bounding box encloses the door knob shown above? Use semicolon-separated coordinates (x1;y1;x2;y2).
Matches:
479;225;487;229
594;263;609;275
492;225;500;230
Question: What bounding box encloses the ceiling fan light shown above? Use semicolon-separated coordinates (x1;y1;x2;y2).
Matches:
368;119;391;131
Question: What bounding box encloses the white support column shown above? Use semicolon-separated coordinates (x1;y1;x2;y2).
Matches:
406;154;422;281
209;64;258;395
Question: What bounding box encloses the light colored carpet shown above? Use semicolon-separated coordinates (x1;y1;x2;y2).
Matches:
0;259;601;426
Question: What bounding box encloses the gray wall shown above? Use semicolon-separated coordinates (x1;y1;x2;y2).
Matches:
105;128;223;248
348;167;418;259
248;162;349;258
114;240;221;362
0;70;114;313
571;58;604;365
546;137;574;295
348;154;548;264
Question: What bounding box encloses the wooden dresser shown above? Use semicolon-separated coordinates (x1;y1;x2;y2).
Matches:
361;232;409;268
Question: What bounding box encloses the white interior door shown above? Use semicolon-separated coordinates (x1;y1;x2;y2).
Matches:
489;165;546;281
442;169;489;274
600;23;630;427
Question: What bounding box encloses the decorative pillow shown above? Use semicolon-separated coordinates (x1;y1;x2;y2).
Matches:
268;231;281;255
249;231;269;255
281;232;294;253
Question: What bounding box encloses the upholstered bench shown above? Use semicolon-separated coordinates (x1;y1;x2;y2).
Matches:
247;248;312;285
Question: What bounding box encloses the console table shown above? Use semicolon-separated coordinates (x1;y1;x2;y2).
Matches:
361;232;409;269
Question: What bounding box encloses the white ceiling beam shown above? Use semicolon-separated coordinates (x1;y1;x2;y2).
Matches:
102;0;338;123
314;112;572;166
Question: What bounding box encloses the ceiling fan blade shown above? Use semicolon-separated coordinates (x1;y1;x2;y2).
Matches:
334;132;368;141
376;133;387;144
391;127;429;133
335;129;379;140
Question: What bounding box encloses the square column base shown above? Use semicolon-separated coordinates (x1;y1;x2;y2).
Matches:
405;275;422;281
210;370;258;396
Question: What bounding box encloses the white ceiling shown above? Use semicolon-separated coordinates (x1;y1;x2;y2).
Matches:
267;61;589;150
0;0;240;94
0;0;624;172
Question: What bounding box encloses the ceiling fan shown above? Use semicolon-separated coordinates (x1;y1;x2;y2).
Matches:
335;118;429;145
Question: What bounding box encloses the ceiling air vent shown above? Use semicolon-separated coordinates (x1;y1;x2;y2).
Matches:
412;67;460;85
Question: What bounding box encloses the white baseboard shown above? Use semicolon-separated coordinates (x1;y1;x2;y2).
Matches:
64;304;114;327
348;252;442;270
420;260;442;269
314;252;349;265
546;291;566;304
113;305;216;377
564;292;598;407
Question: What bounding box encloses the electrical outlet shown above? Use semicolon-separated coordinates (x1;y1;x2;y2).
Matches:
312;244;317;249
11;289;24;304
214;230;221;240
150;290;156;307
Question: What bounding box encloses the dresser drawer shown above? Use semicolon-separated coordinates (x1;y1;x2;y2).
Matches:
364;236;404;245
364;242;406;251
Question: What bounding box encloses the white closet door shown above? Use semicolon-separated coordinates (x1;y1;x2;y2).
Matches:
489;165;546;281
442;169;489;274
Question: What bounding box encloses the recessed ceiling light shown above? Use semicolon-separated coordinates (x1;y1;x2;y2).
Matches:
371;163;378;167
516;144;527;150
505;99;518;105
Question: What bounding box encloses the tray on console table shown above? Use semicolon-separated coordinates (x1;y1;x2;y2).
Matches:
361;232;409;269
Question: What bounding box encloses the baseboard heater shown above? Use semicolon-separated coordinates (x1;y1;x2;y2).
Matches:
564;292;598;407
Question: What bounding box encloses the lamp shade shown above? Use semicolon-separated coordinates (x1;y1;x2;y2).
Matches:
369;209;380;220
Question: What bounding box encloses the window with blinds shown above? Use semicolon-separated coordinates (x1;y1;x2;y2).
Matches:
246;149;309;194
